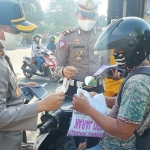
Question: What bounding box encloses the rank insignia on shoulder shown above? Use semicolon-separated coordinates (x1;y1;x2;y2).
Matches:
62;29;75;36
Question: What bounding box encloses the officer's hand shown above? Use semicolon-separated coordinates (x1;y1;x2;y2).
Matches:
63;66;78;79
37;93;65;112
24;82;38;87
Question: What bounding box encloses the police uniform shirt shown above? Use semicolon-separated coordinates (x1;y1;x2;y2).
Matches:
55;27;110;81
0;53;38;150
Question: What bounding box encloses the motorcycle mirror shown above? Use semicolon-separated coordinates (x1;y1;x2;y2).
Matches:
84;76;97;87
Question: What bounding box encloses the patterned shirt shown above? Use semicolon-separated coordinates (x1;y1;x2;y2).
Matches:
100;74;150;150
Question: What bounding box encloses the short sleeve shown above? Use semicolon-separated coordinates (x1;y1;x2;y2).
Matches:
118;75;150;124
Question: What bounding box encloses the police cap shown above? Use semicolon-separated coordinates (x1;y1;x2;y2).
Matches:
0;1;37;33
75;0;101;18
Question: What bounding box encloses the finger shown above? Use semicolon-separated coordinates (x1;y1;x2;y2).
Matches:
111;69;115;75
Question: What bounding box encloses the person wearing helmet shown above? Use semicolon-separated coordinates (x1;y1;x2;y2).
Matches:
73;17;150;150
47;35;56;53
31;34;50;74
55;32;60;44
0;1;65;150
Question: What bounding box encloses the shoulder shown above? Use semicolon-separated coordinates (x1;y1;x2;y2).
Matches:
123;74;150;97
62;27;76;36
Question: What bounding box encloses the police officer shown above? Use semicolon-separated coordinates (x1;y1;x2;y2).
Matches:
55;0;110;149
0;1;64;150
47;35;56;53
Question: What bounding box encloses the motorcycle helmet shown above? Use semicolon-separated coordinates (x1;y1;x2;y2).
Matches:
49;35;55;42
94;17;150;68
33;34;42;43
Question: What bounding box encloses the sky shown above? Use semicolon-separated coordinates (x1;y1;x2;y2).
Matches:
39;0;108;16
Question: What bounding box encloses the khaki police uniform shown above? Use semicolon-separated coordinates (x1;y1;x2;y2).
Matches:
0;53;38;150
55;0;110;149
55;27;110;148
55;27;110;83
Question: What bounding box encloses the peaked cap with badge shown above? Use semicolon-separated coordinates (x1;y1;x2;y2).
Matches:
0;1;37;33
75;0;101;18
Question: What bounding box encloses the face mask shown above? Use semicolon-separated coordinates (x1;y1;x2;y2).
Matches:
114;52;126;67
78;19;96;31
0;29;23;50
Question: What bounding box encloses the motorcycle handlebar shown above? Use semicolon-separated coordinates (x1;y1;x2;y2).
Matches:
39;95;73;132
39;118;54;132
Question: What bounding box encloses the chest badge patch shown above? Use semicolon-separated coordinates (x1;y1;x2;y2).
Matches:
74;39;80;45
59;40;66;49
75;51;83;61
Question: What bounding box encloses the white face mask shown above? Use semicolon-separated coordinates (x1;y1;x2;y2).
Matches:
0;29;23;50
78;19;97;31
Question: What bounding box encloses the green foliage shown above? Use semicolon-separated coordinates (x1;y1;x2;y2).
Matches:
44;0;76;34
12;0;107;36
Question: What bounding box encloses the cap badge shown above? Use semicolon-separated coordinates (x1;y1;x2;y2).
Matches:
85;0;94;9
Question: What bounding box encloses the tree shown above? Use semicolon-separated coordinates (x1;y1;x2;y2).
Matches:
13;0;44;33
44;0;77;34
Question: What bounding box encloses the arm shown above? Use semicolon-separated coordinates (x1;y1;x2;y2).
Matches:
86;106;137;140
40;43;48;52
31;43;36;58
55;34;69;78
105;96;116;109
0;65;38;131
73;77;149;140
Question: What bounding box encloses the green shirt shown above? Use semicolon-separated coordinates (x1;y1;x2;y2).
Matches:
100;74;150;150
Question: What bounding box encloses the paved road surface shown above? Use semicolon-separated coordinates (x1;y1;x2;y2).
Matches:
6;46;58;141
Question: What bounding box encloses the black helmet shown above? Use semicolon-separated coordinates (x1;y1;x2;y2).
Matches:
49;35;55;42
94;17;150;68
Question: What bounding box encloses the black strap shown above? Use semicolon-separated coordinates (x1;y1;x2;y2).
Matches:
117;67;150;106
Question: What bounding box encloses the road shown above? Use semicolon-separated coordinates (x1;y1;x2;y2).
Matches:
6;46;58;142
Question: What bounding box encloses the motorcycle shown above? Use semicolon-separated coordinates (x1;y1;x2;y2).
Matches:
21;51;60;82
33;95;78;150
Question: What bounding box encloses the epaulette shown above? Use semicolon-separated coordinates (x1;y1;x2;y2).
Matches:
62;29;75;36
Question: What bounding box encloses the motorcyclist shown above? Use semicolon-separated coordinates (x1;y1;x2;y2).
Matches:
47;35;56;53
55;32;60;44
31;34;51;75
73;17;150;150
